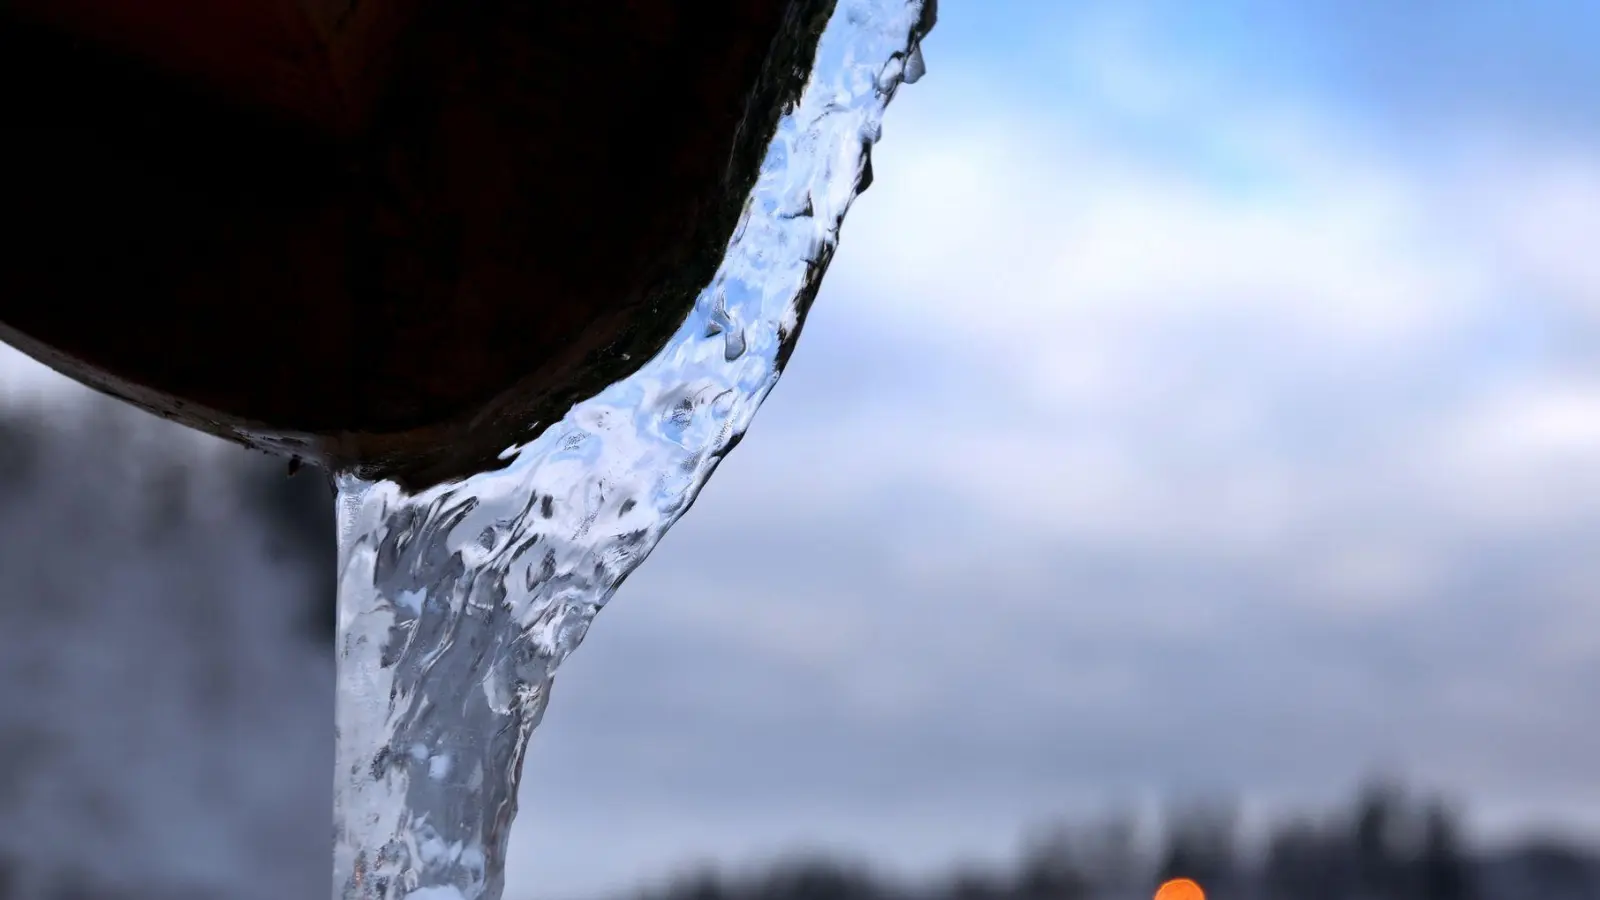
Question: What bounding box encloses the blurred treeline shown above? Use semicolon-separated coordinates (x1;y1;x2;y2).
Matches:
0;395;338;633
0;396;338;899
627;782;1600;900
2;400;1599;899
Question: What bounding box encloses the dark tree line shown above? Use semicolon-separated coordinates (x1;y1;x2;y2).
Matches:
621;781;1600;900
0;400;338;900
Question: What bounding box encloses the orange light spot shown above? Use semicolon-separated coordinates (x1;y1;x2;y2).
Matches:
1155;877;1206;900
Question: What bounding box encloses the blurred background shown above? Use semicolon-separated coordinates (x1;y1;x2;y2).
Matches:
4;1;1600;897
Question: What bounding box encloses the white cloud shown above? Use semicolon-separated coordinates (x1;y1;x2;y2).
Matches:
1505;157;1600;305
1409;376;1600;533
777;53;1600;563
1448;380;1600;463
838;75;1498;363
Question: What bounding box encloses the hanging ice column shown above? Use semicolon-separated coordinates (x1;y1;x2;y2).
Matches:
330;2;935;897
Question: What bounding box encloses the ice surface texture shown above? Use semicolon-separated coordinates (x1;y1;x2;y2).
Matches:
331;2;936;898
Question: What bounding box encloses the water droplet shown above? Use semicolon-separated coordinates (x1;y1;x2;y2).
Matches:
429;753;453;781
904;43;926;84
877;55;905;91
723;327;747;361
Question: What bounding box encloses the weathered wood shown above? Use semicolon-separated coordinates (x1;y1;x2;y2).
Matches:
4;0;420;137
0;0;835;491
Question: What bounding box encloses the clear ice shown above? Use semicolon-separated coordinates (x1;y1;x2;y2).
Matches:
331;2;935;897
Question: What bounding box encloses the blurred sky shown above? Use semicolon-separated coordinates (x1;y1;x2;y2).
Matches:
511;1;1600;894
7;0;1600;897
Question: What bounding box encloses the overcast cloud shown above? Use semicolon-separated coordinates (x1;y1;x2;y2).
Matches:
509;1;1600;894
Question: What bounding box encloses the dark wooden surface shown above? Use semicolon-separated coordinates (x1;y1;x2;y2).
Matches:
1;0;420;137
0;0;835;490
